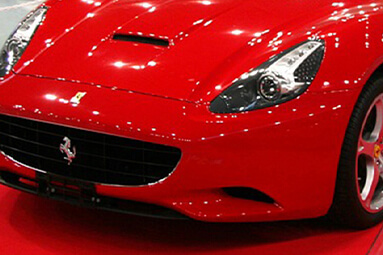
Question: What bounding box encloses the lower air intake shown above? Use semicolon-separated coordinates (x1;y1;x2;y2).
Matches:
222;187;275;204
0;114;181;185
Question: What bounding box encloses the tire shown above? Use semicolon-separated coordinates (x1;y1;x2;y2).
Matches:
330;75;383;229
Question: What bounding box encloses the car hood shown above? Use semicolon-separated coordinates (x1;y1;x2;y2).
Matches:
14;0;336;102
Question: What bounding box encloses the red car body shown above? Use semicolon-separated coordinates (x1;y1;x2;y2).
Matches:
0;0;383;222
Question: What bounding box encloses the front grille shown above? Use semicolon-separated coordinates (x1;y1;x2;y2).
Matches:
0;114;181;185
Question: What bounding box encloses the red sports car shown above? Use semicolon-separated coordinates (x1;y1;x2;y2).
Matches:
0;0;383;229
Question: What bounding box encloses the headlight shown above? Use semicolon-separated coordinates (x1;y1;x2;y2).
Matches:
0;7;47;77
210;40;325;113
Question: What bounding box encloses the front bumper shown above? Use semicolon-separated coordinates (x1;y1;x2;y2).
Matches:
0;171;188;220
0;73;360;222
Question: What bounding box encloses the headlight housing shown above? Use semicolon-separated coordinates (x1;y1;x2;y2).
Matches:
0;7;47;78
210;40;325;113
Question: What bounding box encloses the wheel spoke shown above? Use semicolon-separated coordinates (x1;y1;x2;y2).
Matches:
379;155;383;178
362;163;380;208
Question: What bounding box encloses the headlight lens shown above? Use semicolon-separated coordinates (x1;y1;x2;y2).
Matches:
0;7;47;77
210;40;325;113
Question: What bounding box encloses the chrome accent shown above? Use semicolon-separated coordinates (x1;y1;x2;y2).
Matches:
0;150;47;174
59;137;76;165
0;6;47;77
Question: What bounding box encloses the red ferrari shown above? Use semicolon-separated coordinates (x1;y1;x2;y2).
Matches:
0;0;383;229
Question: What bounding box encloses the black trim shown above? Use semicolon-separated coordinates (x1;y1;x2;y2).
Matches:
113;34;170;47
0;171;188;220
222;187;275;204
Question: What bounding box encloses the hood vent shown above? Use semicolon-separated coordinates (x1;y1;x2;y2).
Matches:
113;34;170;47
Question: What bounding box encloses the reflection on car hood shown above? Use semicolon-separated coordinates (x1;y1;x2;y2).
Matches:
15;0;334;101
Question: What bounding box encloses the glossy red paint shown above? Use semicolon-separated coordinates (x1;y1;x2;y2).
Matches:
0;0;383;222
0;186;382;255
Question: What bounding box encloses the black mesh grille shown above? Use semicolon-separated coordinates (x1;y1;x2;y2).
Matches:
0;114;181;185
294;45;325;84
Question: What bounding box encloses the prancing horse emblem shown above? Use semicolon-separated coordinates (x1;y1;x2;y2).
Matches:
60;137;76;165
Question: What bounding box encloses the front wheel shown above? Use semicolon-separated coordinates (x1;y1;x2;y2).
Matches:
330;76;383;229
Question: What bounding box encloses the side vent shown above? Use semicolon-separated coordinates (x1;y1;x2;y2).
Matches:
113;34;170;47
222;187;275;204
